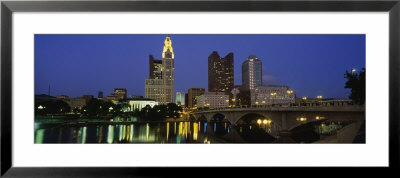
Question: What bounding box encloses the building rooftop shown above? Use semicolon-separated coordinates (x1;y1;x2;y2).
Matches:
126;98;156;101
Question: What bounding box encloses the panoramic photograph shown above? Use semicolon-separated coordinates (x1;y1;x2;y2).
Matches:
34;34;365;144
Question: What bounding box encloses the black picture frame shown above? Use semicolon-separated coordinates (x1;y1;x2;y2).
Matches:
1;0;399;177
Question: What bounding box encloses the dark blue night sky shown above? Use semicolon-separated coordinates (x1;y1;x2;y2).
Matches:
35;34;365;99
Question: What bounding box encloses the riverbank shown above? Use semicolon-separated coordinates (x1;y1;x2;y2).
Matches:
313;120;364;143
35;115;193;127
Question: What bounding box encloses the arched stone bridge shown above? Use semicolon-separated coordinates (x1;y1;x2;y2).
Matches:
190;105;365;131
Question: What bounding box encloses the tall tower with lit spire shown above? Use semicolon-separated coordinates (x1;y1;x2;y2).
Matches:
162;36;174;103
145;36;175;104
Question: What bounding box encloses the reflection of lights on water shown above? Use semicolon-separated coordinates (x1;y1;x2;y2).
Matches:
198;121;201;132
98;126;103;143
146;123;150;141
193;122;198;141
166;122;170;141
204;122;207;134
214;122;216;133
35;129;45;144
129;124;134;142
119;125;124;141
126;125;130;141
174;122;177;135
176;135;181;144
178;122;183;135
184;122;188;138
107;125;114;144
240;127;243;133
77;128;82;143
34;122;40;130
227;125;231;133
188;122;191;134
124;125;127;141
81;127;87;144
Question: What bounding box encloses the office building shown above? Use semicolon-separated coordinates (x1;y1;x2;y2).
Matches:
185;93;188;108
175;92;185;106
197;92;229;109
145;36;175;104
113;88;127;99
208;51;234;98
188;88;205;108
242;55;262;90
251;85;295;106
234;85;251;107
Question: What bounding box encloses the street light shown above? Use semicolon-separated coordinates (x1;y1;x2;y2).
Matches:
351;68;356;74
316;116;325;120
297;117;307;122
257;119;262;127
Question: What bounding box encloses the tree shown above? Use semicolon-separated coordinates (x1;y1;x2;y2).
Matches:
344;68;365;105
35;99;71;115
82;99;116;116
166;103;183;118
138;103;183;120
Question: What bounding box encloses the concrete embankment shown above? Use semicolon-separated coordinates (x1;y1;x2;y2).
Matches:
313;120;364;143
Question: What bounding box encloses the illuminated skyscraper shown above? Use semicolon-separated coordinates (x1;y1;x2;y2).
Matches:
145;36;175;104
175;92;185;106
208;51;234;98
149;55;162;79
242;55;262;90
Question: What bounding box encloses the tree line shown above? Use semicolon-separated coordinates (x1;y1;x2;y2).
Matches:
35;98;183;120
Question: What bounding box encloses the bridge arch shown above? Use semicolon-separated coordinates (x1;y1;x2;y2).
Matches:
234;112;282;137
235;113;272;125
211;113;226;120
209;113;232;136
289;119;322;131
196;114;207;122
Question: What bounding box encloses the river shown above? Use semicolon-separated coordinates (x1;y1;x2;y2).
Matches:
34;119;350;144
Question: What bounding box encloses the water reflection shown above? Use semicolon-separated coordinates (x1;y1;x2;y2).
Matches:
36;120;335;144
107;125;114;144
35;129;45;144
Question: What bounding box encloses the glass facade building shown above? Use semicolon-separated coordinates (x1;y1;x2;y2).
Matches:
242;55;262;90
175;92;185;106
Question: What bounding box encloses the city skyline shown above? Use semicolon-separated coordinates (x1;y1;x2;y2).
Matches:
35;34;365;99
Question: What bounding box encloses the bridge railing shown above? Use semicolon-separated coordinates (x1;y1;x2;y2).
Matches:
193;101;363;112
